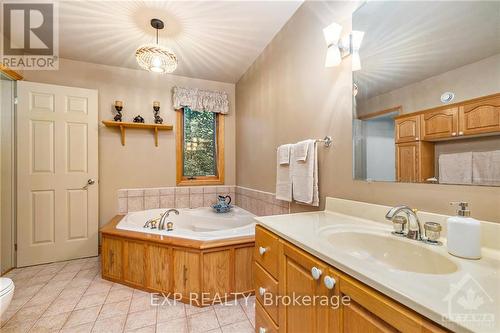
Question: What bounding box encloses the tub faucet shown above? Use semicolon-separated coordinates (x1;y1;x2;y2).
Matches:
385;205;423;241
159;209;179;230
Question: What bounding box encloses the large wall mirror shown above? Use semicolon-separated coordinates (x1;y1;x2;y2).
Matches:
352;1;500;186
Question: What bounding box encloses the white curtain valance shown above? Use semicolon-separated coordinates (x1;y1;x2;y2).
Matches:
172;86;229;114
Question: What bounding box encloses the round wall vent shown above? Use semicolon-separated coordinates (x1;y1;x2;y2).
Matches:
440;92;455;103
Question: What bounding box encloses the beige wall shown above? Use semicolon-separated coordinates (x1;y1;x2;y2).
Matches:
23;59;236;226
235;1;500;222
357;54;500;116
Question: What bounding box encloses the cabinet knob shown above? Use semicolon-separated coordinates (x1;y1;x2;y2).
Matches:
258;246;267;256
311;266;322;280
415;137;419;141
459;131;464;136
259;328;267;333
259;287;267;296
324;276;336;289
452;132;457;136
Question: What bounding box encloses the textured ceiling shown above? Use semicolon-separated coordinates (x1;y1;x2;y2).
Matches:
57;0;303;83
353;1;500;101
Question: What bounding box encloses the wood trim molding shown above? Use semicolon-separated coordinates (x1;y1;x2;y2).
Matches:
176;108;225;186
357;106;402;120
0;65;23;80
394;92;500;120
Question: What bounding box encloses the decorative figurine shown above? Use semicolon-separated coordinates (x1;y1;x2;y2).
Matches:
153;101;163;124
133;115;145;123
114;100;123;122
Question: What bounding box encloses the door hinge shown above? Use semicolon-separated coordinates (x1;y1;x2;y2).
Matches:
14;97;18;105
14;244;17;251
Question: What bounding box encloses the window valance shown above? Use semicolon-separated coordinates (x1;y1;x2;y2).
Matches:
172;86;229;114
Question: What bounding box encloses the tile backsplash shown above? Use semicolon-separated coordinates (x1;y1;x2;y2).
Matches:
117;185;289;217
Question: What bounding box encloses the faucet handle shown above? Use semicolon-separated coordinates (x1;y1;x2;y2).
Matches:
423;222;442;245
391;216;407;236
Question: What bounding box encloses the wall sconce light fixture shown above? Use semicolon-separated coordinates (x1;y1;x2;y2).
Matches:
323;22;364;71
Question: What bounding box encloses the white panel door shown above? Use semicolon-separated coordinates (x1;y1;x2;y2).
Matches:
17;81;98;267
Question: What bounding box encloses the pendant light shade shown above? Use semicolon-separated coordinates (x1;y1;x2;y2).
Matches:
135;19;178;74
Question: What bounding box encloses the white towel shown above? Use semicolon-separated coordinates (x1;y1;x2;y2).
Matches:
438;152;472;185
291;140;319;206
472;150;500;186
276;146;292;202
277;144;291;165
293;140;309;161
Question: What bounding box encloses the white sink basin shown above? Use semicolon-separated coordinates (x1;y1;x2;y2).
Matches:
322;230;458;275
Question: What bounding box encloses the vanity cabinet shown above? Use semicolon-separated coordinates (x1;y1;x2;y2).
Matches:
395;115;420;143
396;142;434;183
255;225;450;333
420;107;459;140
458;94;500;136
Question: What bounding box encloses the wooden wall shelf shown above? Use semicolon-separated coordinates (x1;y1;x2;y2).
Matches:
102;120;173;147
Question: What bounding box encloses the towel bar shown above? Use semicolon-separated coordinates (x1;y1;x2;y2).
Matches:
316;136;332;147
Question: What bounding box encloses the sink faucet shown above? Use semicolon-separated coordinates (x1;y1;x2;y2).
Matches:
159;209;179;230
385;206;423;241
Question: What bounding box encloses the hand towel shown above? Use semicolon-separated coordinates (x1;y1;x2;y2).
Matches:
291;139;319;206
438;152;472;185
278;144;291;165
276;145;292;202
472;150;500;186
293;140;309;161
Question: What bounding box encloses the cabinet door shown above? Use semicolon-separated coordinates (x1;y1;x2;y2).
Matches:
340;275;447;333
421;108;458;140
102;236;122;280
202;250;230;299
279;241;336;333
173;249;200;302
123;240;146;287
395;115;420;143
146;244;171;292
396;143;418;182
459;95;500;136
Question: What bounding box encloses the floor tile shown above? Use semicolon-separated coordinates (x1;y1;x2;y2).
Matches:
97;300;131;320
185;304;212;316
129;295;157;313
188;308;220;333
214;303;247;326
157;301;186;323
126;324;156;333
75;292;108;310
157;317;189;333
0;318;36;333
43;296;79;316
106;288;133;304
8;303;50;323
124;309;157;331
63;305;101;328
31;311;71;331
60;322;94;333
220;320;254;333
91;314;127;333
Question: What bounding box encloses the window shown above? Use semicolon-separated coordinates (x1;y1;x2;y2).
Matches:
176;107;224;185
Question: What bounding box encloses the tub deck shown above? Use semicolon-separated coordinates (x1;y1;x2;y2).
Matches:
100;215;255;306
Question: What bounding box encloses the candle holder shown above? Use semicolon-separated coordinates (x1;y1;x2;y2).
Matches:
114;101;123;122
153;101;163;124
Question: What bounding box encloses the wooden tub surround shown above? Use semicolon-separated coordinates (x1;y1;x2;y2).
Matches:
100;215;255;306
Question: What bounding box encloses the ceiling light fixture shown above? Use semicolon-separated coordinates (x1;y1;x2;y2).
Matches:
135;19;178;74
323;22;364;71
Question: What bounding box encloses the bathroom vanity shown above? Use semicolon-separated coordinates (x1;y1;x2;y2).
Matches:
254;198;500;333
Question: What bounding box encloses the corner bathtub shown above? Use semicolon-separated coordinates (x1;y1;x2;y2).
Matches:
116;206;256;241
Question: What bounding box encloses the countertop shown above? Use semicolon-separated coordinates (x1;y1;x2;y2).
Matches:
255;198;500;333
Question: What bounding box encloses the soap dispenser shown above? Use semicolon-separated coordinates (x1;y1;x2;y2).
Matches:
447;202;481;259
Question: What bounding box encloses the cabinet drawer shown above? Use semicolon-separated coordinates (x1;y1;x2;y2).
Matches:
255;226;279;278
255;262;278;324
256;298;279;333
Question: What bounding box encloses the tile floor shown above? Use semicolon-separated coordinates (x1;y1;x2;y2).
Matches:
0;257;255;333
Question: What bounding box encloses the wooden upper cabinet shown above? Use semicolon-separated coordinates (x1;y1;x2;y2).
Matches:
459;94;500;136
395;115;420;143
421;107;458;141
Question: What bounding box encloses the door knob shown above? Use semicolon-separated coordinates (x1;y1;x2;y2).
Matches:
83;178;96;189
311;267;322;280
324;276;336;289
